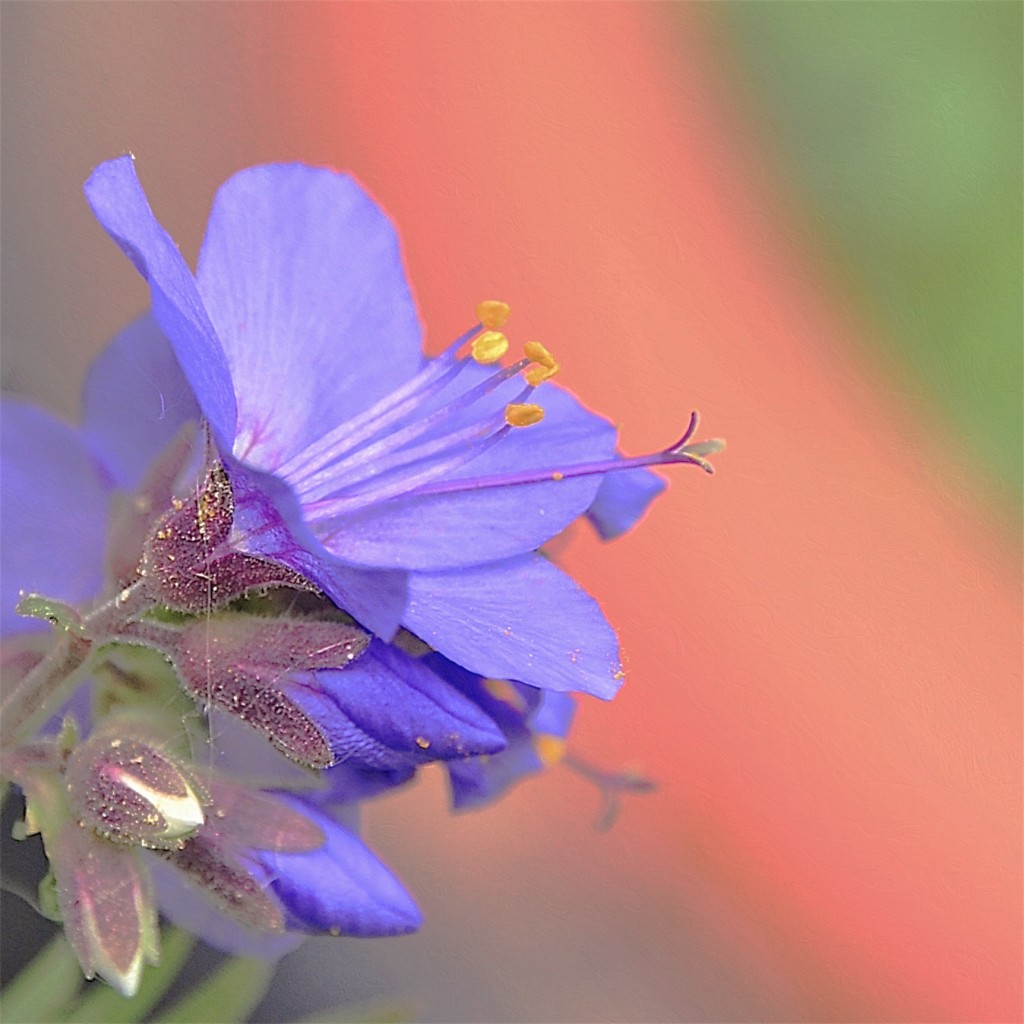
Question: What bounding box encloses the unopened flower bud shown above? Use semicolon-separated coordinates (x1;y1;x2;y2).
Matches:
66;722;206;849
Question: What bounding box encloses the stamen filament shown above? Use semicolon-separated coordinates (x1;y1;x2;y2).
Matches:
276;324;481;482
308;384;536;516
398;414;723;500
295;358;532;504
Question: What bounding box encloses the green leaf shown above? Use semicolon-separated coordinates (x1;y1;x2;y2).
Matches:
152;957;274;1024
60;927;194;1024
1;931;83;1024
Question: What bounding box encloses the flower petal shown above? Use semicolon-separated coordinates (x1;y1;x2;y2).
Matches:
255;797;421;937
0;400;110;636
83;156;237;446
586;466;666;540
305;639;506;769
404;554;623;699
81;313;199;491
195;164;424;471
314;384;617;570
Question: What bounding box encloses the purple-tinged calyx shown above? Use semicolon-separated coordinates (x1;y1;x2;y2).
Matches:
65;717;206;850
50;820;161;996
140;459;318;613
158;613;370;768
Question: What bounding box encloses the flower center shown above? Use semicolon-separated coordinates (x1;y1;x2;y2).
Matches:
271;302;722;524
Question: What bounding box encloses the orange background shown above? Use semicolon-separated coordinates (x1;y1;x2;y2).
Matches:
2;5;1020;1021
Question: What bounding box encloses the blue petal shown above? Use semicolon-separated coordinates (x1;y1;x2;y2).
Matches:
1;401;110;636
404;554;623;699
586;466;666;540
297;640;505;769
83;156;237;446
81;313;199;491
311;384;617;571
226;460;408;639
195;164;424;472
256;798;421;936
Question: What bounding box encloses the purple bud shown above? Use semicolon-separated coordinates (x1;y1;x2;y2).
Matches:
66;721;206;849
140;461;317;612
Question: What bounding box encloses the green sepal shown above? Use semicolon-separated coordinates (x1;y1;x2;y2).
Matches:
15;595;86;635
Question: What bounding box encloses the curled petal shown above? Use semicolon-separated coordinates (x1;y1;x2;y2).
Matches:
586;465;666;540
308;639;507;770
83;156;237;446
254;797;421;937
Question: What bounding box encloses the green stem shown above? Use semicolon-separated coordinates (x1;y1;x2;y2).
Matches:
1;580;154;754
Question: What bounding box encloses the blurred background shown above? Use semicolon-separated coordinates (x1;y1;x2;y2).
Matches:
2;3;1020;1022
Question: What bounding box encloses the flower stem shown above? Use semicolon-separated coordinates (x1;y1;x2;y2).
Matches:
1;580;154;754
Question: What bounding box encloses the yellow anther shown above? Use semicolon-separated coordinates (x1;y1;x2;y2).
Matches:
524;341;557;369
482;678;529;712
505;403;545;428
524;361;560;387
476;300;510;329
552;472;564;481
471;330;509;365
535;734;567;767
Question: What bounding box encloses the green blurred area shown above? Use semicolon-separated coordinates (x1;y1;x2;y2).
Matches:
711;1;1022;515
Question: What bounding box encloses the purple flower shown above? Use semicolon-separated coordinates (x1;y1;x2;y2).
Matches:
83;156;718;700
1;157;719;983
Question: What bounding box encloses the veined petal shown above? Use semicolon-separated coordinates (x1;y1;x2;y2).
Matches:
0;401;109;636
82;313;199;491
586;465;666;540
311;385;617;571
255;797;421;937
196;164;424;472
404;554;623;699
83;156;237;446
